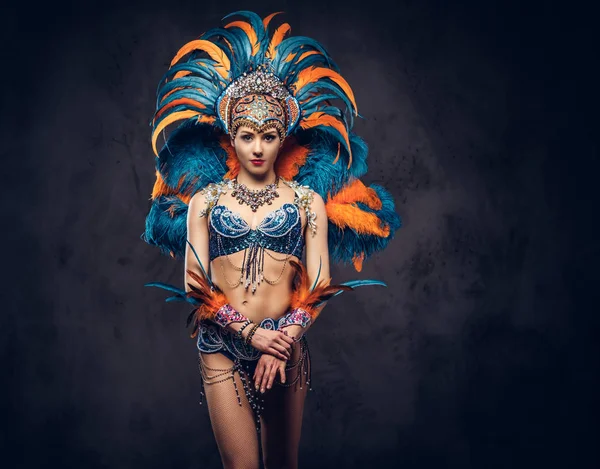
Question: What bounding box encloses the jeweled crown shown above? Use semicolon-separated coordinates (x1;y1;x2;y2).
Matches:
224;65;291;100
217;64;301;137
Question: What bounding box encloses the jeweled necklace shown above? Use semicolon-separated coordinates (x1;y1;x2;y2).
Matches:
231;176;280;212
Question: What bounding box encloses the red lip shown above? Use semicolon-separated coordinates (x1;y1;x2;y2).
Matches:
250;160;265;165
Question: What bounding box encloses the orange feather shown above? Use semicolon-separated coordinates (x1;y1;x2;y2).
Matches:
222;38;234;55
185;269;228;323
296;50;320;62
293;67;357;116
274;137;309;179
154;98;206;121
150;171;170;199
173;70;192;79
267;23;291;59
170;40;230;79
352;253;365;272
263;11;283;29
299;112;353;168
225;21;260;56
326;203;390;237
218;136;240;179
328;179;382;209
326;179;389;237
288;260;352;321
157;86;184;108
152;110;200;155
197;115;216;125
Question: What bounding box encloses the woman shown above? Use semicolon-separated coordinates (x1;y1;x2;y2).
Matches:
143;11;401;468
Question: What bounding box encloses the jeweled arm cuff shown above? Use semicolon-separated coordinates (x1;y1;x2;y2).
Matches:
279;307;312;329
214;303;248;328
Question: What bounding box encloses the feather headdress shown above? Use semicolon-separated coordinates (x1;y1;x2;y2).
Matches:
143;10;401;272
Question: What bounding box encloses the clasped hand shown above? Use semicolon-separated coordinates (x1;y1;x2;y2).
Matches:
249;327;294;360
249;327;296;394
254;353;287;394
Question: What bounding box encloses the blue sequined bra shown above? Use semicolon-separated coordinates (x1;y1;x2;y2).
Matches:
199;178;317;293
208;202;304;262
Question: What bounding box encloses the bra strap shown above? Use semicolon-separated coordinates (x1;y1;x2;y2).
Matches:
281;178;317;237
197;178;235;218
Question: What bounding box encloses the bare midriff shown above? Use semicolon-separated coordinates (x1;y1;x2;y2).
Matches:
210;251;301;323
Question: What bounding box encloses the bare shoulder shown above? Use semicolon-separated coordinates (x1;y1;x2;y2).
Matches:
311;191;325;210
188;190;207;217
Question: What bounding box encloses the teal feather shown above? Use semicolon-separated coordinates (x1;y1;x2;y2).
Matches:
185;239;213;287
143;282;200;307
310;256;323;292
313;279;387;307
273;36;331;73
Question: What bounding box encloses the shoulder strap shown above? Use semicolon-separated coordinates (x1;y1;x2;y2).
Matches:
281;178;317;237
197;179;235;218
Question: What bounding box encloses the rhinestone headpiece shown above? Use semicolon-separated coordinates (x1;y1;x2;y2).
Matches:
216;64;301;138
225;67;291;100
230;94;287;141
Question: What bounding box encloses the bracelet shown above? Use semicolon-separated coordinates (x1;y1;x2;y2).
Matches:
214;304;247;328
237;320;252;339
278;307;312;329
245;323;260;345
282;328;302;343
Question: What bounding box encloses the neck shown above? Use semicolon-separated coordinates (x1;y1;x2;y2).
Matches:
235;168;278;189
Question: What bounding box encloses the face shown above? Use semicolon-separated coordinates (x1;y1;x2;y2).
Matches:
231;126;282;175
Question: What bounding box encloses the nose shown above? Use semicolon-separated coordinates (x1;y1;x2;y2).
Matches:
252;138;263;156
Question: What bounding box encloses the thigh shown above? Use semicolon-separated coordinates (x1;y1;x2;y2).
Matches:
260;341;311;469
200;352;261;469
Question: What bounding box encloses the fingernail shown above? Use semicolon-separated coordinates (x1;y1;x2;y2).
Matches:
261;388;265;393
267;385;271;389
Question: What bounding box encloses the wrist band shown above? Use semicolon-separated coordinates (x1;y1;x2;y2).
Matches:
245;323;260;345
282;328;302;342
214;304;247;328
237;320;252;339
279;307;312;329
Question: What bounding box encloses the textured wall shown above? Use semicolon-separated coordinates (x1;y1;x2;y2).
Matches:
2;0;597;468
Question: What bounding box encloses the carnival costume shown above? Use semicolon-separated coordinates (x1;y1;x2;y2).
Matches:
141;11;401;433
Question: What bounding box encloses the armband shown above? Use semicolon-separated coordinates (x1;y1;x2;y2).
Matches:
214;304;248;328
279;307;312;329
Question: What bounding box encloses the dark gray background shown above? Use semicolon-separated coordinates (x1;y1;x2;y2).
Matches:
2;0;598;468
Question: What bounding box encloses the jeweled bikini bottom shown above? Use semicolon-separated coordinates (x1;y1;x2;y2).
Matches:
196;315;311;433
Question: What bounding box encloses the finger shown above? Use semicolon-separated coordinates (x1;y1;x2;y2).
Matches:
275;337;292;353
260;363;274;393
279;362;286;384
266;365;277;390
254;364;265;391
280;331;295;344
274;342;291;358
269;346;288;361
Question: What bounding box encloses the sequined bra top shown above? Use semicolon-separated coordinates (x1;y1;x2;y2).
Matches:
209;202;303;261
198;178;318;263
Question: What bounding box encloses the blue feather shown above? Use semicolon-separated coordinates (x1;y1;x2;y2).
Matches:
273;37;332;72
185;239;213;287
310;256;323;291
143;282;201;306
159;64;221;92
340;279;387;288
